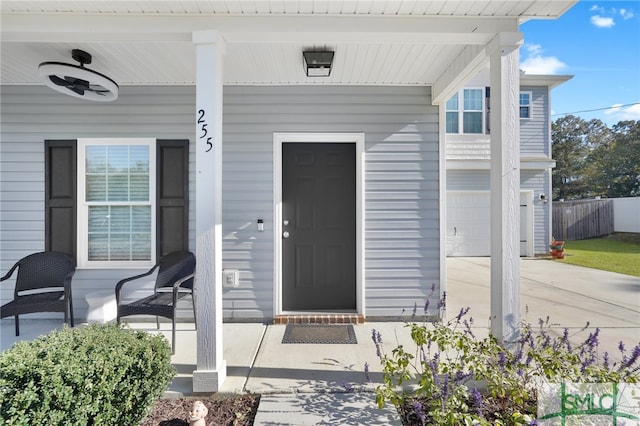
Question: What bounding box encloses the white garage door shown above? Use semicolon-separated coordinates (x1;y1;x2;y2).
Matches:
447;191;533;257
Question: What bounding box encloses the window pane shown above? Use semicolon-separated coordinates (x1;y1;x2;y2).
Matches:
83;141;153;263
88;206;109;233
86;175;107;201
463;89;482;111
446;112;459;133
86;146;107;173
520;93;530;106
132;234;152;260
107;146;129;174
129;175;150;201
109;206;131;233
130;146;149;173
110;234;131;261
520;106;530;119
88;234;109;261
107;175;129;201
131;206;151;232
463;112;483;133
446;94;458;111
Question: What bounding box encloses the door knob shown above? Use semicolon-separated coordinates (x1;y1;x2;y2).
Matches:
283;231;290;239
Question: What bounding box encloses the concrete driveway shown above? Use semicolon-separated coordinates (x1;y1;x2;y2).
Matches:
446;257;640;360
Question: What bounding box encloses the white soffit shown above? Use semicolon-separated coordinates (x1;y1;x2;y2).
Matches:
0;1;577;86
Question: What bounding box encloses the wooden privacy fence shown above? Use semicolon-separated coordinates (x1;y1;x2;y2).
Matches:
552;199;614;241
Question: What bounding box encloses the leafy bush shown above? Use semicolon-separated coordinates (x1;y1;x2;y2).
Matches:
0;323;175;425
371;294;640;425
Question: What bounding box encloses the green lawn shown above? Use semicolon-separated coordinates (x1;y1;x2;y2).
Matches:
558;234;640;277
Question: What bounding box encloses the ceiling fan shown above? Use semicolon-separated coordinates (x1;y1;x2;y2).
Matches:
38;49;119;101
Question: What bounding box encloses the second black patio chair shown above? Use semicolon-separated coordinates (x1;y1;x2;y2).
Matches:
115;250;196;352
0;251;76;336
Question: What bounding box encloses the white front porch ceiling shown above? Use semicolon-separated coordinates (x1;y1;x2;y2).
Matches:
1;1;576;89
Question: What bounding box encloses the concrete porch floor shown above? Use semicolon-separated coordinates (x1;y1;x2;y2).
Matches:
1;257;638;424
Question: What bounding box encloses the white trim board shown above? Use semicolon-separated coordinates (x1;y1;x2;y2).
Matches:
272;132;365;316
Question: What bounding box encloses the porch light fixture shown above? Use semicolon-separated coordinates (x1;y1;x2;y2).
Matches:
303;50;334;77
38;49;119;102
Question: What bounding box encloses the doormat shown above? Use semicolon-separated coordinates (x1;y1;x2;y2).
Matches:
282;324;357;344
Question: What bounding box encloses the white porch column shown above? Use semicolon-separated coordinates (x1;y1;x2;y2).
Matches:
192;30;227;392
488;32;523;343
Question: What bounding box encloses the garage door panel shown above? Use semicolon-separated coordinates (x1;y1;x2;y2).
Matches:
447;191;531;257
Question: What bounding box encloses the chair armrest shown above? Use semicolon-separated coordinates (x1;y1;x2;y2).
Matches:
115;264;159;303
172;273;195;306
0;262;20;282
172;273;195;292
64;270;76;298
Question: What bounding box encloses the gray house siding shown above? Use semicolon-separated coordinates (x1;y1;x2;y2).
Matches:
224;85;440;319
520;85;550;156
445;83;554;257
0;84;439;321
521;170;551;254
0;86;196;319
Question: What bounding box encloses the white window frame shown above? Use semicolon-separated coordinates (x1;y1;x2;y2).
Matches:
445;93;460;134
445;87;486;134
77;138;156;269
520;91;533;120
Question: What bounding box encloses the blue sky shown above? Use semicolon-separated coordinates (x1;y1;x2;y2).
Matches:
520;0;640;126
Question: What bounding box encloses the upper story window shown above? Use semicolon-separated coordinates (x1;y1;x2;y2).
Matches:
78;138;156;268
446;88;533;133
520;92;532;119
445;88;485;134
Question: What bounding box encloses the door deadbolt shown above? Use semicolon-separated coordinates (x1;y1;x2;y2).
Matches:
282;231;290;238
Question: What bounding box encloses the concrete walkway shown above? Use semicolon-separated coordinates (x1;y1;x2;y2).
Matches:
1;258;639;425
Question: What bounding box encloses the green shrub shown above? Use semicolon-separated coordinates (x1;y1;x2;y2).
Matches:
0;323;175;425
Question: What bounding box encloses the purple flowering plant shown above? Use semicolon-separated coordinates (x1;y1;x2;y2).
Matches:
371;289;640;425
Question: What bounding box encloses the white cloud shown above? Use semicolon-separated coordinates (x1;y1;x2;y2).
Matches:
520;49;567;75
590;5;604;13
520;43;567;75
591;15;615;28
604;104;624;115
619;8;635;20
604;103;640;121
525;43;543;56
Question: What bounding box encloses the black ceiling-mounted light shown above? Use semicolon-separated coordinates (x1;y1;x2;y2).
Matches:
38;49;119;101
303;50;334;77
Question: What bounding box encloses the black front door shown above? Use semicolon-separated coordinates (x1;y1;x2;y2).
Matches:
282;143;356;311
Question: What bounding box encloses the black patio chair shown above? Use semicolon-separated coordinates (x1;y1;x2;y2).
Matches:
115;250;196;352
0;251;76;336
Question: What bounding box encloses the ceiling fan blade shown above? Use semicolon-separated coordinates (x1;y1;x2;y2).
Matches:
50;75;73;87
89;87;110;93
69;77;90;89
69;86;85;96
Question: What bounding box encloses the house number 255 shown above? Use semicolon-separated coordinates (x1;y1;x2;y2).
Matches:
197;109;213;153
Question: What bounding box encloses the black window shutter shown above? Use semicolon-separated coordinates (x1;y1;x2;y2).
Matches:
45;140;77;259
157;139;189;258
